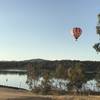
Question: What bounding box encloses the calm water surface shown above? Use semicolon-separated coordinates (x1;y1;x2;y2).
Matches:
0;70;99;91
0;70;29;89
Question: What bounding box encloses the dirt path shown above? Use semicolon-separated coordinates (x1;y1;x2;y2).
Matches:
0;87;33;100
0;87;52;100
0;87;100;100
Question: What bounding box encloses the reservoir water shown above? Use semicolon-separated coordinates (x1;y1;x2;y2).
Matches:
0;70;99;92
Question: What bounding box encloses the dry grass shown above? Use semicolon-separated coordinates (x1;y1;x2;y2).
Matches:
7;95;100;100
0;87;100;100
53;95;100;100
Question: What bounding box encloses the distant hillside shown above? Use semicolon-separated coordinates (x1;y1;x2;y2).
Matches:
0;59;99;74
24;58;49;63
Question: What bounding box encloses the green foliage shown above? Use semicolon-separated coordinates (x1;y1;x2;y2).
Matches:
95;67;100;82
55;64;67;79
26;63;39;89
67;63;86;92
93;43;100;53
39;70;52;95
25;60;100;94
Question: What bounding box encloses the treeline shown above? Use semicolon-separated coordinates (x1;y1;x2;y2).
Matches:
26;60;100;95
0;59;99;74
0;61;27;69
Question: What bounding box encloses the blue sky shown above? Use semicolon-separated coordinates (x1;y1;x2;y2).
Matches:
0;0;100;61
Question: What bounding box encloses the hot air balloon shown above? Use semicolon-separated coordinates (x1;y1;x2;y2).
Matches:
72;27;82;41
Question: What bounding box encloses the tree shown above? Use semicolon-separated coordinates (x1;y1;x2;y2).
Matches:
40;70;52;94
55;64;67;79
67;63;86;93
93;13;100;90
26;63;38;90
93;13;100;53
93;43;100;53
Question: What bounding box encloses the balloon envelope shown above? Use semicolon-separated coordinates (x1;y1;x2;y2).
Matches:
72;27;82;40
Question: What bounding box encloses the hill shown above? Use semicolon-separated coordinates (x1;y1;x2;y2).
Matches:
0;59;99;75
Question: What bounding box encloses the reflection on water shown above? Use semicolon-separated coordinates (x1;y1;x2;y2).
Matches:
0;70;26;75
